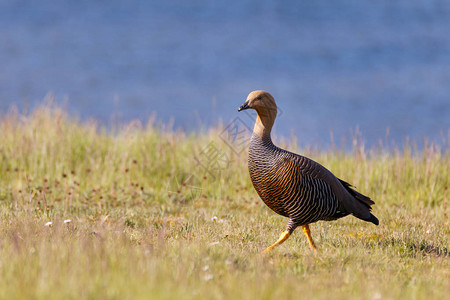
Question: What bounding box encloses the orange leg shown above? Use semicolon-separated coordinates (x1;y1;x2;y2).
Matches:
302;224;317;251
263;230;290;253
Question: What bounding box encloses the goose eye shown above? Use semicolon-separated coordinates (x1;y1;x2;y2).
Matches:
256;96;262;100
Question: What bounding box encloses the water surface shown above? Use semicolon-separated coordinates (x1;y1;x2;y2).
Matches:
0;0;449;147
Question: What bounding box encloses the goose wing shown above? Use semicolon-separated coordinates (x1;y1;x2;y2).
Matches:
288;152;378;224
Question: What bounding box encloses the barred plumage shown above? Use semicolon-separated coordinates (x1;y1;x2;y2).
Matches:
238;90;379;252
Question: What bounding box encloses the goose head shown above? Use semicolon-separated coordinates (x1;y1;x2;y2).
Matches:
238;90;277;116
238;90;278;137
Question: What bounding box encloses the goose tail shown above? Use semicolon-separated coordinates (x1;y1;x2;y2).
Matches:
339;179;379;225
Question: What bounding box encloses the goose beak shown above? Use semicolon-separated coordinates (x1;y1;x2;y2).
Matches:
238;101;250;112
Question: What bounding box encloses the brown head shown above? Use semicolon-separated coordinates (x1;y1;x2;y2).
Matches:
238;90;278;137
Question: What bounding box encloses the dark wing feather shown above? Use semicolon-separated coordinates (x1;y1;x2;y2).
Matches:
338;179;375;209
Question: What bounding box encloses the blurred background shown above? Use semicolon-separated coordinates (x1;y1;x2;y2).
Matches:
0;0;449;148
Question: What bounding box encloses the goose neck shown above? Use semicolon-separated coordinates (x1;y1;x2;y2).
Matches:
253;111;275;139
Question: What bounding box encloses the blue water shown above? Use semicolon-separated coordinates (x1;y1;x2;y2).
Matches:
1;0;449;147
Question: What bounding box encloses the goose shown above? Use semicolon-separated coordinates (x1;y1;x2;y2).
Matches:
238;90;378;252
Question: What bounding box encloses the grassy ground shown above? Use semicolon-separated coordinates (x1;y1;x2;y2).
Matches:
0;105;448;299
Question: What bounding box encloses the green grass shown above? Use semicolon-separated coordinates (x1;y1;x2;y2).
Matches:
0;104;448;299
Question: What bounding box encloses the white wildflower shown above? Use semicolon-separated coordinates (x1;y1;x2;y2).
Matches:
203;274;214;281
44;221;52;227
64;219;72;224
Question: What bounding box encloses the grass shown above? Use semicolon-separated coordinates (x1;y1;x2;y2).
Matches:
0;104;448;299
